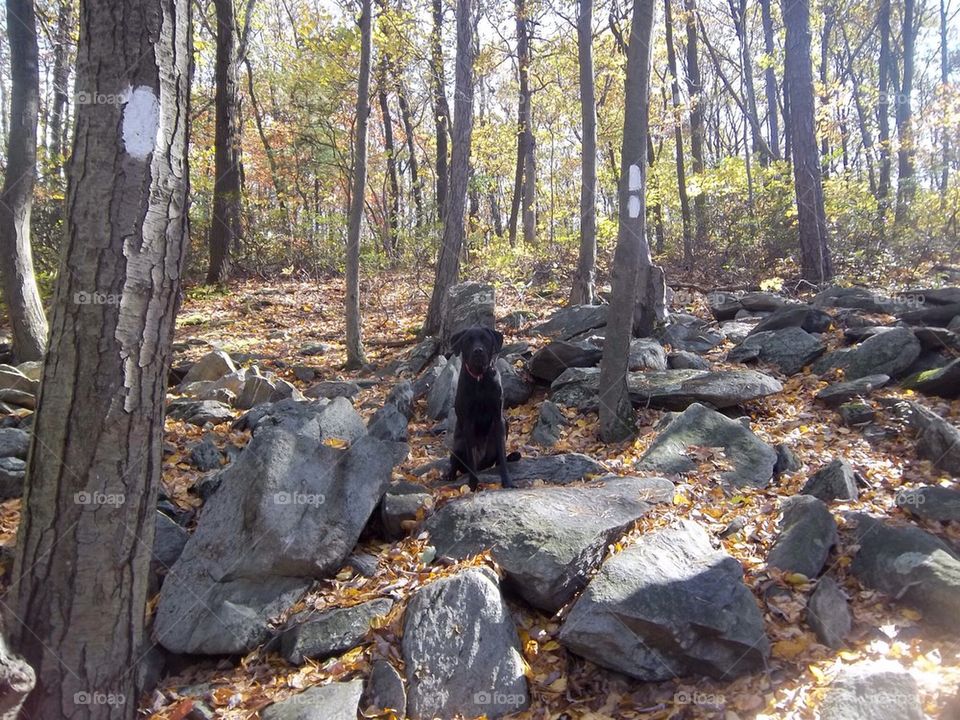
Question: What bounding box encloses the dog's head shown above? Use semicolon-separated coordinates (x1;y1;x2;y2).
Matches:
450;326;504;378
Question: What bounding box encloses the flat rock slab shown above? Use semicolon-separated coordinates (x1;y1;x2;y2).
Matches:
550;367;781;411
425;476;674;612
280;598;394;664
748;305;833;335
638;403;778;487
901;358;960;398
817;661;923;720
305;380;361;400
475;453;605;487
766;495;837;578
530;304;608;340
657;317;724;353
155;400;398;654
559;520;769;681
895;485;960;522
813;327;921;379
402;568;528;720
807;576;851;648
847;512;960;627
728;326;826;375
261;680;364;720
529;340;602;383
812;286;906;314
815;375;889;407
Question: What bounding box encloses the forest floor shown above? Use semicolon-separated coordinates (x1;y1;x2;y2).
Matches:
6;271;960;719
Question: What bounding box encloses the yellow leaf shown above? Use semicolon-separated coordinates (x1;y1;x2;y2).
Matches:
323;437;350;449
772;636;810;660
673;492;690;505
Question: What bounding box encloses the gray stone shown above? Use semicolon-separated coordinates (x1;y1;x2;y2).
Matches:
657;316;724;352
815;374;890;407
155;400;398;654
806;576;851;648
497;358;533;408
529;341;602;382
475;453;605;487
0;389;34;409
812;286;906;314
189;437;222;471
774;443;802;476
898;302;960;327
739;291;792;313
426;356;460;421
667;351;710;370
167;399;235;426
0;428;29;459
381;492;432;540
814;327;921;379
707;291;743;321
847;512;960;626
412;356;445;400
817;661;923;720
153;511;189;570
300;342;333;356
531;400;565;447
0;366;39;395
261;680;364;720
180;350;236;387
901;358;960;398
719;319;761;344
398;337;440;376
362;660;406;718
234;374;277;410
403;568;528;720
305;380;361;400
0;627;34;719
1;457;28;499
280;598;394;664
638;403;778;487
895;485;960;522
766;496;837;578
439;282;496;352
839;401;875;426
530;304;608;340
628;338;668;371
15;360;42;381
559;520;769;681
801;459;860;502
748;305;833;335
912;326;960;351
425;476;673;612
883;399;960;476
728;327;826;375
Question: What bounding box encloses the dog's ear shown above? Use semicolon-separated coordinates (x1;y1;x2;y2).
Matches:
449;329;466;357
486;327;504;354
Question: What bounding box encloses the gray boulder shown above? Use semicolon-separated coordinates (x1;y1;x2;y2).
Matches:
847;512;960;626
668;351;710;370
153;511;189;570
895;485;960;522
475;453;605;487
530;304;608;340
179;350;236;387
0;625;34;719
766;496;837;577
261;680;364;720
0;457;25;500
439;282;495;352
813;327;921;379
380;487;432;540
155;400;397;654
727;327;826;375
497;358;533;408
807;576;851;648
425;476;673;612
881;399;960;476
280;598;394;664
812;286;904;314
748;305;833;335
707;291;743;321
305;380;361;400
0;428;29;459
426;356;461;420
531;400;565;447
362;660;406;718
815;374;889;407
638;403;778;487
800;459;860;502
0;366;37;395
628;338;668;371
397;336;440;376
817;661;923;720
529;340;602;382
189;437;222;471
839;401;875;426
657;316;724;353
898;301;960;327
166;399;234;426
739;291;791;313
901;358;960;398
402;568;528;720
559;520;769;681
719;319;761;344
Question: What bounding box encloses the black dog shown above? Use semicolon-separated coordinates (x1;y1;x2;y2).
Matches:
443;325;517;490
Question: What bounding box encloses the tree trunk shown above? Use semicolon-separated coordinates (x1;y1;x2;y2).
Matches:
423;0;475;336
665;0;692;265
569;0;597;305
759;0;780;159
727;0;770;165
894;0;916;223
0;0;48;362
206;0;243;283
939;0;950;203
430;0;451;222
376;57;400;255
684;0;708;248
508;0;534;246
12;0;190;716
819;3;833;176
877;0;892;217
346;0;372;369
783;0;833;284
397;79;425;229
48;0;73;167
599;0;656;443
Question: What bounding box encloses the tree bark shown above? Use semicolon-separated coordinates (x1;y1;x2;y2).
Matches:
0;0;48;362
48;0;73;167
570;0;597;305
12;0;190;716
894;0;916;223
508;0;535;245
206;0;244;283
939;0;950;203
396;79;425;229
376;0;400;256
759;0;780;159
684;0;708;249
783;0;833;284
727;0;770;165
423;0;475;336
346;0;372;369
664;0;692;265
599;0;656;442
430;0;451;222
877;0;892;217
819;3;834;176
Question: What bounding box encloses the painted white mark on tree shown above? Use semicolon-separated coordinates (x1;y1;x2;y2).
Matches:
122;86;159;160
628;195;641;218
628;164;641;191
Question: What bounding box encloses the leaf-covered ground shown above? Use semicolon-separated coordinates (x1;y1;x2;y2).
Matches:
8;274;959;719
